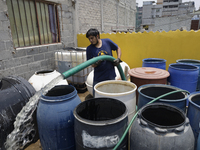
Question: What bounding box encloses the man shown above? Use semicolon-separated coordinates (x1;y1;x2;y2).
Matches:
86;28;122;96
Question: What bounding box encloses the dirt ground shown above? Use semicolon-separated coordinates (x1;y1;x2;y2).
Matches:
25;91;91;150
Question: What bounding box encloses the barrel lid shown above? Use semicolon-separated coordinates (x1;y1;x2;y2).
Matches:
128;67;170;79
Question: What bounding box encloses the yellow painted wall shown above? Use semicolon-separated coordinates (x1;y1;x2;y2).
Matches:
77;30;200;69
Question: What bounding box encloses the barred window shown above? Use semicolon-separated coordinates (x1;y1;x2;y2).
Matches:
6;0;60;48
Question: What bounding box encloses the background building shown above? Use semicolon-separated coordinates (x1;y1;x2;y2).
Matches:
141;0;195;31
136;4;143;32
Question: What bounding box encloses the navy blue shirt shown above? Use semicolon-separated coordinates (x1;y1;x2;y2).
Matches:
86;38;118;82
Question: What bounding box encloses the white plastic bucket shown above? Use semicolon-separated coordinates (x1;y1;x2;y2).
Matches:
94;80;137;123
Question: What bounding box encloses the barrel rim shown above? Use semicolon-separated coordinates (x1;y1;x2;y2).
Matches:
40;85;77;102
94;80;137;97
140;103;186;129
169;63;199;70
3;76;36;98
73;98;128;126
138;84;188;102
188;91;200;109
142;58;166;63
35;69;55;75
176;59;200;65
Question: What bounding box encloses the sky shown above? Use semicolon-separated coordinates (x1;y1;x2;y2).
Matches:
136;0;200;10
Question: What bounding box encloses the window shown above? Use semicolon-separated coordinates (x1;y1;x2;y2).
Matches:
169;5;178;8
156;9;160;12
7;0;60;48
143;25;149;30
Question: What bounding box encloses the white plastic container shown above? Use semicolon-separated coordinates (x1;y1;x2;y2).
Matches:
28;70;68;91
55;47;93;85
94;80;137;123
85;61;130;96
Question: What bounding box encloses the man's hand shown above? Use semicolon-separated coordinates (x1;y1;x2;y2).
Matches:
113;58;122;66
94;60;102;66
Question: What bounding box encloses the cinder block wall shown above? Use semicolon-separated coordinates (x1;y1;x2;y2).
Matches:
77;0;136;34
0;0;75;80
150;16;192;32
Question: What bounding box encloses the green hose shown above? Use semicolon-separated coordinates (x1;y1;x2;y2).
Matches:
113;90;190;150
62;55;126;80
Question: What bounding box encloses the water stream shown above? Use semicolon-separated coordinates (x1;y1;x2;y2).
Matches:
5;75;64;150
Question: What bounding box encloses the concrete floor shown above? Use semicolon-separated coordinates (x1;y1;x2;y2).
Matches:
25;91;91;150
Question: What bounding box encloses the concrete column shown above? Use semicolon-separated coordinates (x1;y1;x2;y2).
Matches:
101;0;104;32
73;0;79;46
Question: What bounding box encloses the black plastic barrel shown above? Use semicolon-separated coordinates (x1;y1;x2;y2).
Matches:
74;98;128;150
187;92;200;149
37;85;81;150
138;84;188;112
142;58;166;70
130;103;195;150
0;76;36;149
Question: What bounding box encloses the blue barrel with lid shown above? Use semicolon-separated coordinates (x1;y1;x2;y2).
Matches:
142;58;166;70
37;85;81;150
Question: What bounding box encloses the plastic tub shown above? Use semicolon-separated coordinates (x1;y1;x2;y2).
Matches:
94;80;137;123
74;98;128;150
138;84;188;112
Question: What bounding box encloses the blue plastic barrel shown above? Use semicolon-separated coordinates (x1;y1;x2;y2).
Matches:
37;85;81;150
138;84;188;112
168;63;199;94
176;59;200;91
187;92;200;150
142;58;166;70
